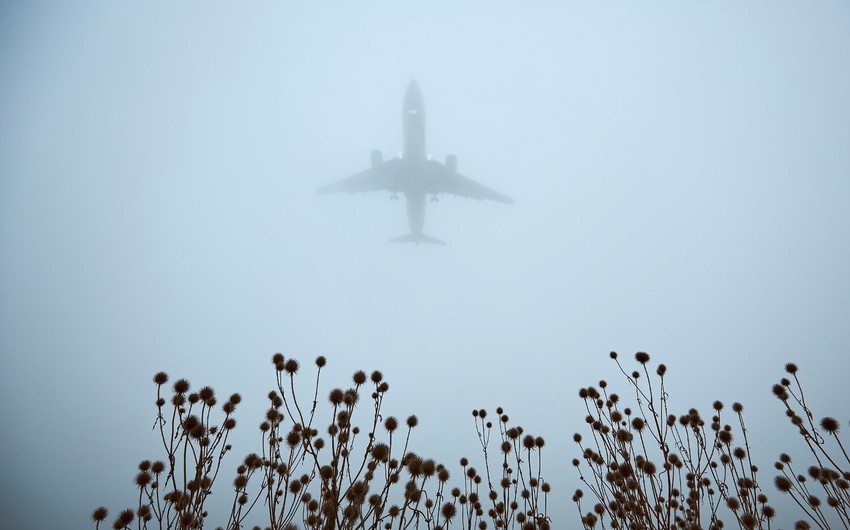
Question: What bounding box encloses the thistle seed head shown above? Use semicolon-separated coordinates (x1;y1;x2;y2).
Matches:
328;388;344;406
284;359;299;375
820;417;840;434
774;476;793;492
383;416;398;432
91;507;108;522
173;379;190;394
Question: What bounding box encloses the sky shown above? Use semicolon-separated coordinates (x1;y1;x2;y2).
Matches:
1;1;849;528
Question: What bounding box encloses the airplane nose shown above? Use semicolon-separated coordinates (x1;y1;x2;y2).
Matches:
404;79;423;113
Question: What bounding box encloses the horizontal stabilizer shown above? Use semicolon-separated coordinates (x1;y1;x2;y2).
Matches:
389;233;446;246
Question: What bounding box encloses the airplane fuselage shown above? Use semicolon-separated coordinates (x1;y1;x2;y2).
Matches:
403;81;427;160
401;81;429;238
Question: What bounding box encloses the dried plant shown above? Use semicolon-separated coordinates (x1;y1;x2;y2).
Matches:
93;351;846;530
572;351;774;530
93;355;550;530
452;408;551;530
770;363;849;530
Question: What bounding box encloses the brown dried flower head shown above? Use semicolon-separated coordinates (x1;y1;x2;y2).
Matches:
283;358;299;375
173;378;190;394
820;417;840;434
91;507;108;522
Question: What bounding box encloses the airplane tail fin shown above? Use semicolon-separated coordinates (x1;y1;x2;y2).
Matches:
389;233;446;246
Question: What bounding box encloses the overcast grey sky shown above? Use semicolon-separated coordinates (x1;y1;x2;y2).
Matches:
1;2;849;528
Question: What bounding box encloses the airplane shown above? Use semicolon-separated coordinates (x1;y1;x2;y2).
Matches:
317;79;514;245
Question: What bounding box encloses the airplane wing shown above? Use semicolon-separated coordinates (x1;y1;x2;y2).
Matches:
423;159;514;204
317;157;404;194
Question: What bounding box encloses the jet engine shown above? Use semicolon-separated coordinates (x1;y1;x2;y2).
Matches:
445;154;457;175
371;149;383;169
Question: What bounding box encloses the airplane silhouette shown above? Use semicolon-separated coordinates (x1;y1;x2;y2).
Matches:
317;80;514;245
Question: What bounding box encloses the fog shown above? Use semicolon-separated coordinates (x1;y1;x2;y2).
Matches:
1;2;849;528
